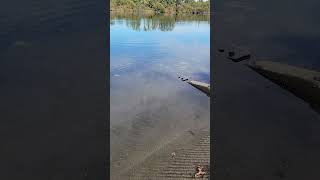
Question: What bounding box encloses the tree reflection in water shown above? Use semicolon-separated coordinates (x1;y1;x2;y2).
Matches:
110;12;209;31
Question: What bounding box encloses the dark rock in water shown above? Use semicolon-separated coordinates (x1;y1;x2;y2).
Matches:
218;49;225;52
228;51;235;57
226;47;251;62
226;46;252;62
228;54;251;62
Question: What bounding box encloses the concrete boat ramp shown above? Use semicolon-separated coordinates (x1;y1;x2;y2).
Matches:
219;46;320;113
247;60;320;112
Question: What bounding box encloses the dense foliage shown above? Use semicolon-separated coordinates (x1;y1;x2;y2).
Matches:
110;0;210;14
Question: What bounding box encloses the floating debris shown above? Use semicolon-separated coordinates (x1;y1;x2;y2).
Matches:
188;130;195;136
171;152;176;159
194;165;206;178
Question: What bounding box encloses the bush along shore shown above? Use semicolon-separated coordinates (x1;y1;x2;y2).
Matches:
110;0;210;15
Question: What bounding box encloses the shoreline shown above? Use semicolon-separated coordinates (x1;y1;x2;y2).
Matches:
110;9;211;21
110;7;210;16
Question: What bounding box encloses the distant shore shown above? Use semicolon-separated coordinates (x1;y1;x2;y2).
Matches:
110;1;210;15
111;7;156;16
110;8;210;18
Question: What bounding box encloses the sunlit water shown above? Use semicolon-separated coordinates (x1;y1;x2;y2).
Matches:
110;14;210;175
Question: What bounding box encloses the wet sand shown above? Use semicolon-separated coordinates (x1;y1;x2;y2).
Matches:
120;129;210;179
110;88;210;179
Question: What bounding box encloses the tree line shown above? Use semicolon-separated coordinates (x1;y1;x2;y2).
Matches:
111;0;210;14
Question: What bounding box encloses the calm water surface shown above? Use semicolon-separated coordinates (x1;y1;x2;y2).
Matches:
0;1;106;179
110;14;210;175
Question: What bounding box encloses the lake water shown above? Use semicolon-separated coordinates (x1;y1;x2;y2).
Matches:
0;1;107;179
110;14;210;176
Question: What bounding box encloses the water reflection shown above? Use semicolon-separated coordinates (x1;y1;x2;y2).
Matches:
110;13;210;178
111;13;209;32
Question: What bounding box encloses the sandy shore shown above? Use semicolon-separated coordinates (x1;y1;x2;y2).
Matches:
112;128;210;179
110;102;210;179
